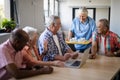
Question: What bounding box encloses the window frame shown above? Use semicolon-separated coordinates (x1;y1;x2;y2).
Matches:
44;0;59;25
0;0;18;33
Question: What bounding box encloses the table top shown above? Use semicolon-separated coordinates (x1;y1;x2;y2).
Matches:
66;40;91;44
21;55;120;80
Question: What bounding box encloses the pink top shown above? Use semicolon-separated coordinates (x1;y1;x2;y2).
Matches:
0;40;26;79
22;45;42;67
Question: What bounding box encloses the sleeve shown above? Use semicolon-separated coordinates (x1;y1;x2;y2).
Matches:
38;35;57;61
92;32;98;42
38;36;45;55
92;20;96;32
115;34;120;48
63;42;70;53
22;50;38;67
48;53;57;61
70;18;76;33
42;51;57;61
59;33;71;53
0;48;14;69
89;17;96;32
44;39;58;61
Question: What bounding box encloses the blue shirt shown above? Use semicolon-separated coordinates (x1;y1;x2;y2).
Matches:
38;28;70;61
70;16;96;51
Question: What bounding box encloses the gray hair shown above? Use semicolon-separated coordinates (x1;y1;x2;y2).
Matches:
23;26;37;39
77;7;88;16
46;15;60;27
99;19;109;29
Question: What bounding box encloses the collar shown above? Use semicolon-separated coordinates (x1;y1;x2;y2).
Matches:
97;31;110;37
46;28;59;36
79;17;89;25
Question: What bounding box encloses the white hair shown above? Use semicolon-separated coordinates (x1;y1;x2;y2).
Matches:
23;26;37;39
77;7;88;16
45;15;60;27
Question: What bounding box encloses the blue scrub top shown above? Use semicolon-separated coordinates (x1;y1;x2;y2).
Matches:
70;16;96;51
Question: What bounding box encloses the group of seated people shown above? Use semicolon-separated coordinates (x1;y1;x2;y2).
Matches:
0;7;120;80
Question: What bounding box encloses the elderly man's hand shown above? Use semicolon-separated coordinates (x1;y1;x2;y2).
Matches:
64;53;71;61
105;51;115;57
89;54;96;59
71;52;79;59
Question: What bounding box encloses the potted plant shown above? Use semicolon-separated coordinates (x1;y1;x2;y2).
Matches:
1;18;16;32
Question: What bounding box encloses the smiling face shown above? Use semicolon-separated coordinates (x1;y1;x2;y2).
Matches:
53;18;61;34
47;16;62;35
49;17;61;35
77;7;88;23
79;12;88;23
97;21;105;34
97;19;109;35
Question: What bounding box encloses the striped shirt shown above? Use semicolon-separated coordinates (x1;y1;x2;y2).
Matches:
92;31;120;54
38;28;70;61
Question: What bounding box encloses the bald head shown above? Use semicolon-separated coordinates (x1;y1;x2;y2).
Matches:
10;28;29;51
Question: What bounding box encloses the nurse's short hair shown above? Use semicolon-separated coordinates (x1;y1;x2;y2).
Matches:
77;7;88;16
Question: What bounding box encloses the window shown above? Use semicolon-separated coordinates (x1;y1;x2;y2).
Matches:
0;0;5;28
44;0;59;25
0;0;18;33
0;0;11;29
55;0;59;16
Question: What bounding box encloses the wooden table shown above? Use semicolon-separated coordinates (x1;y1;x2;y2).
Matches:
21;55;120;80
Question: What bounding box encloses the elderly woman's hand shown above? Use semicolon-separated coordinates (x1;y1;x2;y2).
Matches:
53;61;65;67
